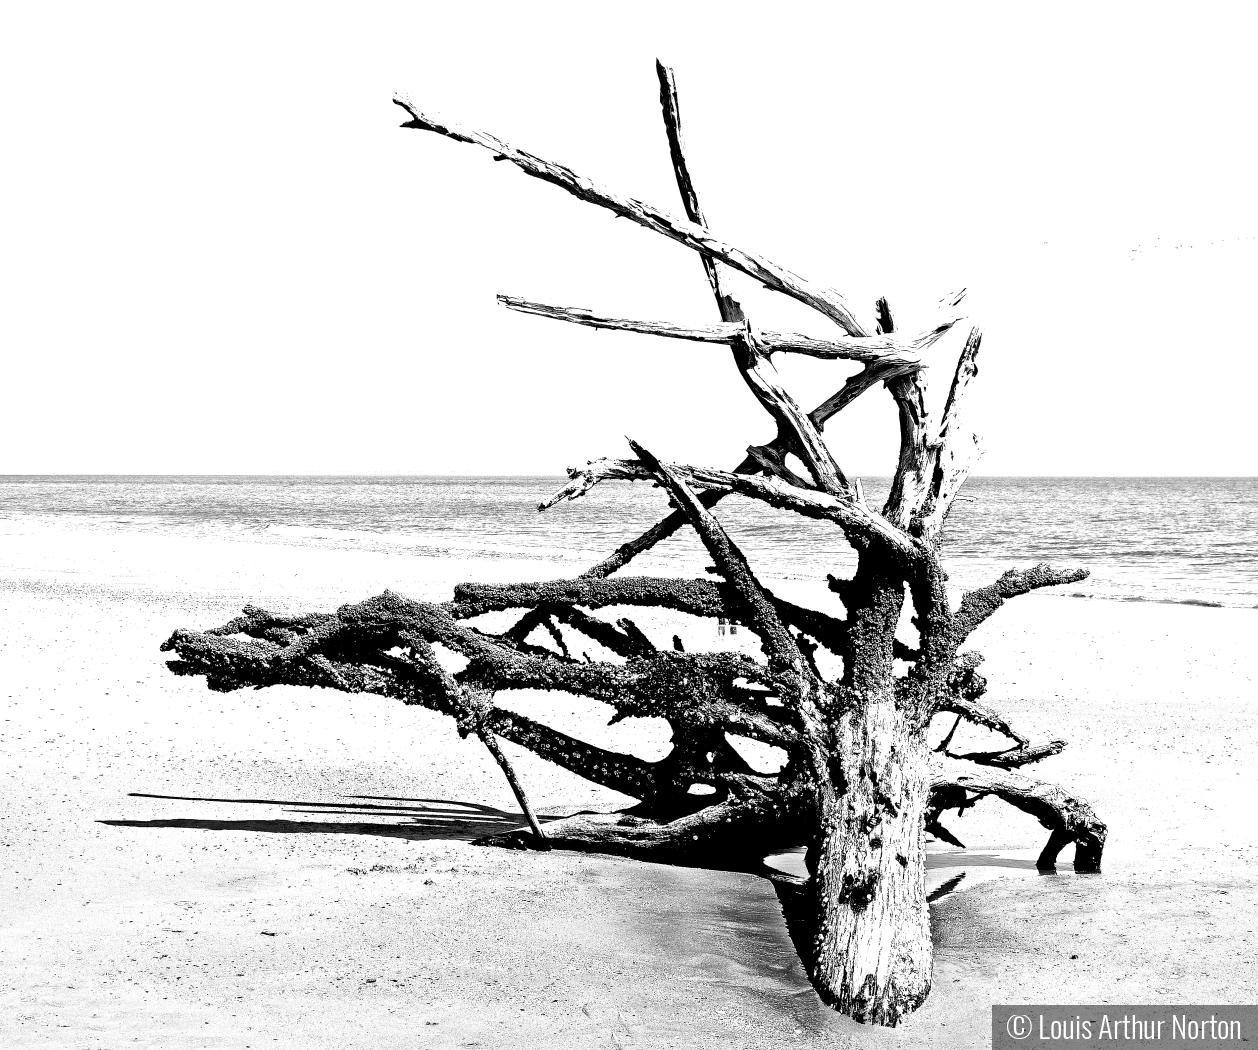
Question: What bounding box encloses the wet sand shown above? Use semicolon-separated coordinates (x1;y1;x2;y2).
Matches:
3;526;1256;1047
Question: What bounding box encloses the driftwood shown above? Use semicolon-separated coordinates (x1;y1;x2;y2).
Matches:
162;61;1105;1027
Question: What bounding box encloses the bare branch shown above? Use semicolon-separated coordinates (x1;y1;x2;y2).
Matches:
655;60;737;319
936;695;1029;747
935;326;981;452
918;326;983;537
873;296;895;336
952;564;1090;643
730;321;850;495
393;96;868;334
407;634;550;846
579;484;719;580
949;738;1066;768
162;597;801;793
651;62;849;498
542;454;915;556
743;443;811;488
455;576;730;621
576;357;923;580
629;439;803;675
882;372;932;530
497;296;953;366
875;297;936;531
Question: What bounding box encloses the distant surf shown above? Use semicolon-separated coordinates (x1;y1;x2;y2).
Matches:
1;475;1254;609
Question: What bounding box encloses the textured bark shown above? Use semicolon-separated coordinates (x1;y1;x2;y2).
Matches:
952;563;1091;643
931;758;1108;872
649;63;848;501
160;64;1109;1031
406;633;550;846
393;97;869;335
496;295;950;365
810;701;932;1024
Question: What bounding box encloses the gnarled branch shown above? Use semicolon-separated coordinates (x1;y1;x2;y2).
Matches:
392;97;868;335
931;757;1107;872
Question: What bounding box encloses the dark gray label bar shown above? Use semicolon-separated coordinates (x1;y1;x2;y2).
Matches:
992;1005;1257;1049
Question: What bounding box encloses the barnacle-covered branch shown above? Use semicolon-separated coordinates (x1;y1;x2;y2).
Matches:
952;563;1091;643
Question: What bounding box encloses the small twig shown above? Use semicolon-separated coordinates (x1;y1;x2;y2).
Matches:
407;635;551;848
473;717;551;849
935;713;964;753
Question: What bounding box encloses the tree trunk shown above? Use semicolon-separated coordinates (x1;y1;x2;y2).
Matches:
808;697;932;1026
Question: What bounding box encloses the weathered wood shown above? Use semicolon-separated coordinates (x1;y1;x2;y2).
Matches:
951;563;1091;645
879;300;935;533
810;698;933;1024
936;695;1030;747
393;97;869;335
160;67;1109;1031
730;321;852;495
473;799;804;868
452;574;847;652
468;698;552;848
949;738;1067;768
633;444;799;668
540;452;915;556
654;60;741;321
650;63;848;497
497;295;953;366
403;633;551;845
882;370;933;531
918;326;984;539
932;757;1108;872
575;353;931;579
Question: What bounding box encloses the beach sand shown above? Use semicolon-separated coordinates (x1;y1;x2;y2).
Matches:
2;523;1256;1047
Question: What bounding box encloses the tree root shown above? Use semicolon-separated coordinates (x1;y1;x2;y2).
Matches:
931;758;1107;872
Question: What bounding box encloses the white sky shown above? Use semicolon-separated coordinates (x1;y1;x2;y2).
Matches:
2;2;1255;475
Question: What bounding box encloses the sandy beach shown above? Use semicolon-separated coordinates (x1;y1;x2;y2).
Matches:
3;521;1256;1048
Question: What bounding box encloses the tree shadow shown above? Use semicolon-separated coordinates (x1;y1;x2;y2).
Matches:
99;792;535;842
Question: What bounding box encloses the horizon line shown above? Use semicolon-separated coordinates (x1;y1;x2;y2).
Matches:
2;473;1257;481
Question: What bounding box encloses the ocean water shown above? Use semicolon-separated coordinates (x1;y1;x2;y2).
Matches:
0;476;1255;609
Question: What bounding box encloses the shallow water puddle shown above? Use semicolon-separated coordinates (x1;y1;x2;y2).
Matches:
762;846;1043;899
603;859;850;1035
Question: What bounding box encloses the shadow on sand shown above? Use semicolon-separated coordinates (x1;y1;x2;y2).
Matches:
98;793;1056;1034
99;792;535;842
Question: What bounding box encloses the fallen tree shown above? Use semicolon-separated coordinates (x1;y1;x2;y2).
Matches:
161;62;1105;1026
